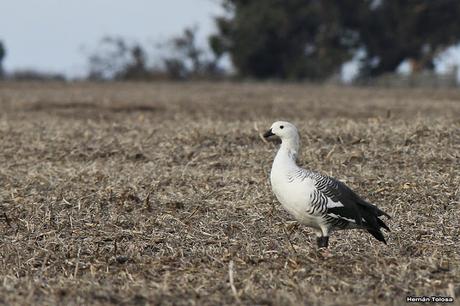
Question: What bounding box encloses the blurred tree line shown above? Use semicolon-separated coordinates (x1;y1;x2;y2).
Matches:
87;0;460;82
87;27;224;81
3;1;459;82
210;0;460;80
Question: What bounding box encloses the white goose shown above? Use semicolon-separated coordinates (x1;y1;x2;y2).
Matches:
263;121;390;248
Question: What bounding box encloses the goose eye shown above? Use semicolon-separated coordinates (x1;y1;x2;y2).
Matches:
280;125;284;129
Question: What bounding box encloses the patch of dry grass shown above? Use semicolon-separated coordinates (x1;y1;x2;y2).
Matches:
0;82;459;305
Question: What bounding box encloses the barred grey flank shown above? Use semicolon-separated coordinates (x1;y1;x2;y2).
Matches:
297;167;388;241
309;189;328;213
293;169;356;230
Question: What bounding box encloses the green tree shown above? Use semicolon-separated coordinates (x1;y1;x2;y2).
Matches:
211;0;460;80
210;0;360;80
357;0;460;77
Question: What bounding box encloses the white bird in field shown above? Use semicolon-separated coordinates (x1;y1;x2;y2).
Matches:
263;121;390;248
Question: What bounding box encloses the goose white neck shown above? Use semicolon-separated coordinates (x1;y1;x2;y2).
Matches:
279;136;300;163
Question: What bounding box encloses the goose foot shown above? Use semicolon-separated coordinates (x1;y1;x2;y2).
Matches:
316;236;329;248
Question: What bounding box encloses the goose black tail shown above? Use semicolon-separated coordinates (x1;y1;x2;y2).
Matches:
367;228;387;244
377;217;390;232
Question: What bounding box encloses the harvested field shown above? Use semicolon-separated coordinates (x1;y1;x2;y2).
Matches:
0;81;459;305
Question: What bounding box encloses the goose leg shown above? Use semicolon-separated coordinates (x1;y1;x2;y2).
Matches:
316;236;329;248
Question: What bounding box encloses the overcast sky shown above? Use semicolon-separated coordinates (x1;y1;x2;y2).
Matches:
0;0;223;77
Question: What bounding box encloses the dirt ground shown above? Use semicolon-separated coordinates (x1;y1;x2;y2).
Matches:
0;82;459;306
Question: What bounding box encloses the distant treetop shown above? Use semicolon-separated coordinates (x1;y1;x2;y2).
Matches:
209;0;460;80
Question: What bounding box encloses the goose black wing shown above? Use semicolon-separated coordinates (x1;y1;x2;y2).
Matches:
310;172;390;232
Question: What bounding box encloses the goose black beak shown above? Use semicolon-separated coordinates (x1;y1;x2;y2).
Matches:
263;129;275;138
